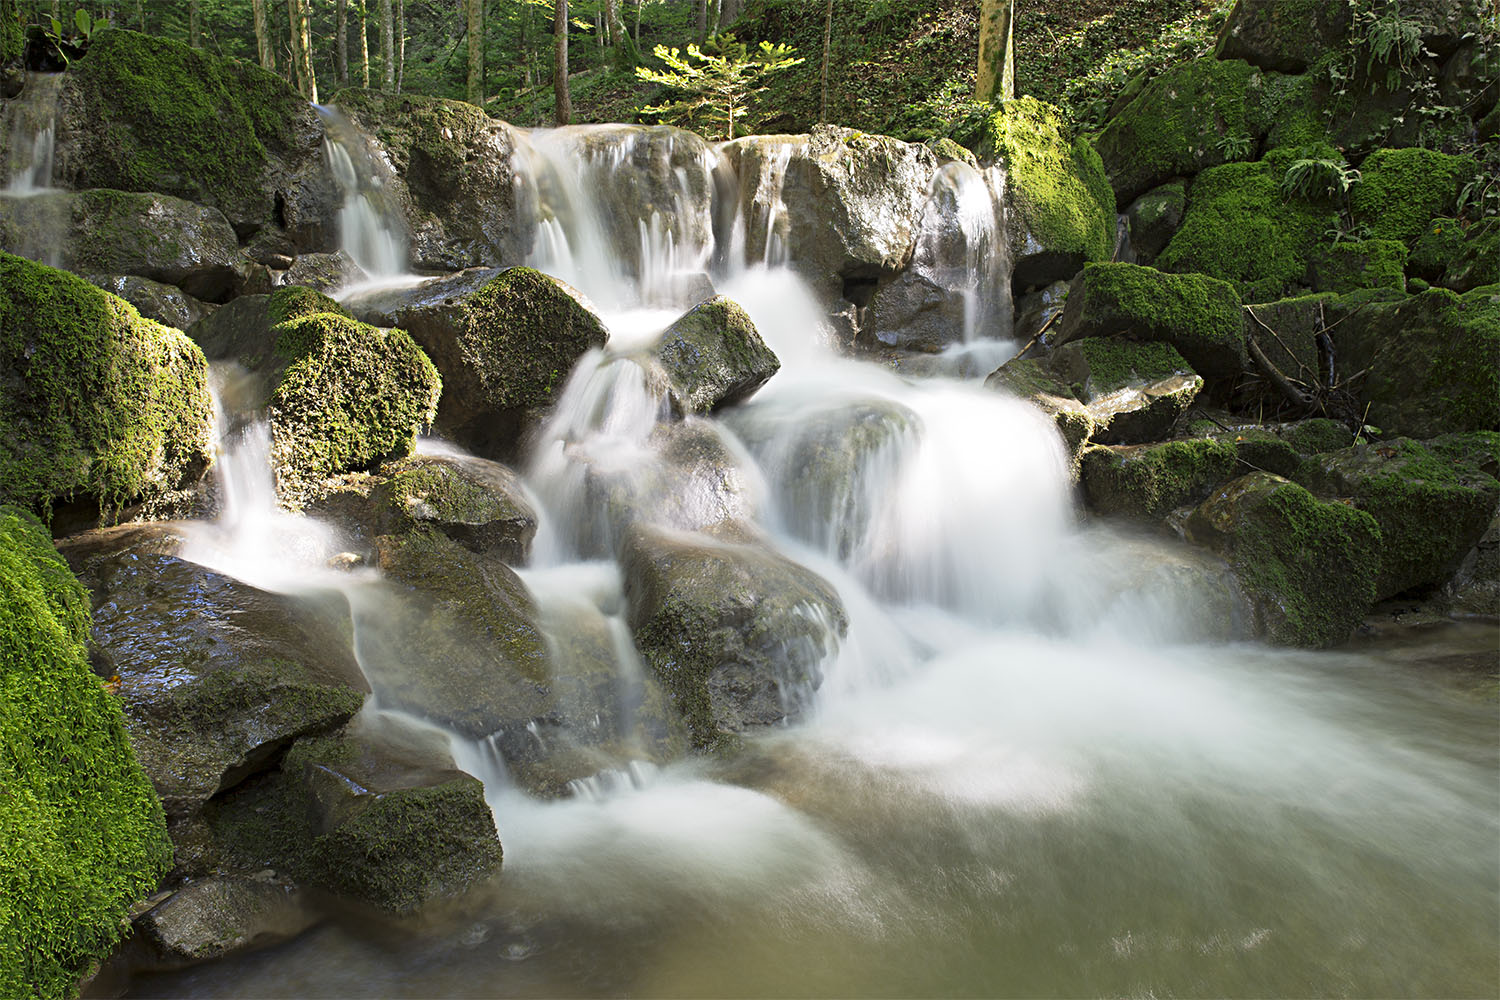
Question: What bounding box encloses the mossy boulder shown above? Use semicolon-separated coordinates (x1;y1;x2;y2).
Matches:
1055;262;1246;376
1214;0;1352;73
651;296;780;415
1193;416;1355;478
1295;435;1500;599
1407;216;1464;282
0;507;172;1000
1241;294;1335;385
1185;471;1381;647
268;312;441;509
1081;437;1240;523
1155;158;1336;302
1325;285;1499;438
1049;338;1202;445
188;286;351;377
1442;217;1500;292
57;29;334;245
979;97;1114;290
0;189;243;302
354;266;608;460
623;523;848;751
329;88;534;271
1124;179;1187;265
1349;147;1475;246
1307;239;1407;293
58;523;368;820
0;253;215;519
87;275;217;332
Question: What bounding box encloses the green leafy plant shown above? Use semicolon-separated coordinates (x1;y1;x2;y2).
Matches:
1214;132;1253;161
1353;1;1429;90
635;34;802;139
1323;219;1373;245
1282;157;1361;202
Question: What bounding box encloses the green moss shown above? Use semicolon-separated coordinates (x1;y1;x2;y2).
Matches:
1093;56;1261;206
1063;262;1246;376
1065;338;1193;395
1408;217;1464;280
1156;159;1337;302
329;88;492;206
1081;437;1240;522
981;97;1114;263
267;286;352;326
1308;239;1407;293
1191;472;1380;647
1280;418;1353;454
65;29;311;227
0;252;213;517
927;136;977;167
1350;148;1475;246
656;296;779;414
268;313;442;508
1;506;172;999
1443;217;1500;292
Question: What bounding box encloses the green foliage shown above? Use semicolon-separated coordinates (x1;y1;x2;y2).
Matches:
0;506;172;999
635;34;802;139
1349;146;1475;244
1281;156;1361;202
1352;1;1429;90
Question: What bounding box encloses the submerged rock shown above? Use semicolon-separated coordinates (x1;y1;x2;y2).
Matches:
622;523;848;750
1185;471;1381;648
137;875;315;968
651;295;780;414
0;254;215;518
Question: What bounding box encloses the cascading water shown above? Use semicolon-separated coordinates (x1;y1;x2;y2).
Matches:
316;104;410;285
2;72;63;195
135;123;1498;999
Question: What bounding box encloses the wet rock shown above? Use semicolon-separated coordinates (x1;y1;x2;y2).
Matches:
282;250;364;292
1295;435;1500;600
330;88;534;270
1185;471;1381;647
1055;262;1246;377
1214;0;1352;73
0;254;215;516
58;523;368;820
1081;437;1240;523
1445;515;1500;617
622;523;848;750
87;275;217;331
137;876;316;967
1050;338;1202;444
985;358;1094;470
721;126;936;299
1124;179;1186;265
56;30;335;249
1012;280;1070;348
651;295;780;414
1185;416;1355;479
0;188;243;301
863;270;968;353
352;266;608;460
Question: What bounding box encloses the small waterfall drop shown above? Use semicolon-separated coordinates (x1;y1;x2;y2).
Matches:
2;73;63;195
316;104;410;285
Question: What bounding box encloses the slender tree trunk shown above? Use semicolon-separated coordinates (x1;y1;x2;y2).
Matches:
380;0;394;90
361;7;371;86
819;0;832;122
253;0;274;71
336;0;348;86
634;0;642;43
974;0;1015;104
521;0;533;87
553;0;570;125
189;0;201;47
286;0;305;94
136;0;144;31
603;0;621;46
299;0;317;101
466;0;482;105
695;0;706;43
396;0;405;92
708;0;720;36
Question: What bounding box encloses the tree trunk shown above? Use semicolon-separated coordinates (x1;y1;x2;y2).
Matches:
136;0;145;31
708;0;720;36
819;0;832;122
695;0;706;43
396;0;405;92
603;0;621;47
466;0;482;105
253;0;274;71
361;7;371;87
521;0;533;87
974;0;1015;104
634;0;642;43
336;0;348;86
553;0;570;126
188;0;200;47
287;0;316;101
380;0;394;91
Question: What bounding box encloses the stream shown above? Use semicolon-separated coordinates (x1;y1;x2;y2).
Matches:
126;120;1498;997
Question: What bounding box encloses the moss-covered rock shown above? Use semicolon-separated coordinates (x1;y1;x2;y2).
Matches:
1442;217;1500;292
651;296;780;415
1050;338;1202;444
623;523;847;751
329;88;534;271
1156;158;1337;302
1325;285;1499;438
57;29;333;244
1124;179;1187;265
355;266;608;460
1081;437;1240;523
1349;147;1475;246
0;253;214;518
1214;0;1351;73
1;507;171;999
1094;57;1263;207
58;523;368;820
1185;471;1381;647
1056;262;1246;376
87;275;216;332
1241;293;1335;386
1295;435;1500;599
1407;216;1464;282
1307;239;1407;293
980;97;1114;289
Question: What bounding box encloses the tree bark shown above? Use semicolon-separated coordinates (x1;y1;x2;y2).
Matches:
396;0;406;92
695;0;706;43
634;0;642;43
819;0;832;122
974;0;1015;104
253;0;275;71
336;0;348;86
603;0;621;46
553;0;570;126
188;0;200;48
286;0;305;94
466;0;483;105
380;0;395;91
708;0;720;36
361;7;371;87
136;0;145;31
287;0;316;102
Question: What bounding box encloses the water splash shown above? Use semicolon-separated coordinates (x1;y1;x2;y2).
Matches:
2;73;63;195
315;104;410;286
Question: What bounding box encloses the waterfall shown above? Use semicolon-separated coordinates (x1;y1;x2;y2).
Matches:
315;104;409;284
2;73;63;196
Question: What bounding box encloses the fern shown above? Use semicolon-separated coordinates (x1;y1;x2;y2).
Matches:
1282;157;1361;202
